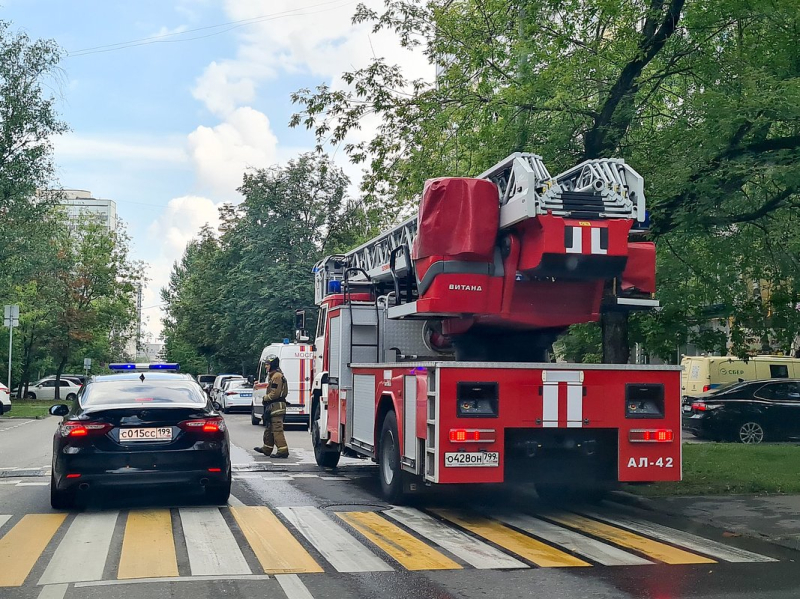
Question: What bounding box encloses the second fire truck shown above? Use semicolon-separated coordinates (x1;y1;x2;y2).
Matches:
306;152;681;502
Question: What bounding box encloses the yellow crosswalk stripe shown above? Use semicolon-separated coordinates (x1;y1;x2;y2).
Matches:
0;513;67;587
118;510;179;579
337;511;462;571
542;512;716;565
430;509;589;568
231;506;323;574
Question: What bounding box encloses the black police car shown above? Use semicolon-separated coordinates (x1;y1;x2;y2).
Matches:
49;365;231;508
682;379;800;443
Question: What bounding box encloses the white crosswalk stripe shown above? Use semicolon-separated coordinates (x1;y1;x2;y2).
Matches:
0;502;781;589
579;509;778;563
385;507;527;570
278;506;393;573
487;511;652;566
39;512;118;584
180;507;251;575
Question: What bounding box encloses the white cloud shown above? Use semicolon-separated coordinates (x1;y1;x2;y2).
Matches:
191;0;432;117
143;195;223;338
191;60;263;118
187;106;278;197
55;133;188;164
148;195;222;257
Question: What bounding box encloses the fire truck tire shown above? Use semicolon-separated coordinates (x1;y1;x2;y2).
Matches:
379;411;405;504
312;403;340;468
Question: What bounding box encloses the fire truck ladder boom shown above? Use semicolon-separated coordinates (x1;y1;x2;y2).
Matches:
345;215;418;285
316;152;647;305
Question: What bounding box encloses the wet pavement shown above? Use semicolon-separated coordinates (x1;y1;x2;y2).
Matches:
2;412;800;598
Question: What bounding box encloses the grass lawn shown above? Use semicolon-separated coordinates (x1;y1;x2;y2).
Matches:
626;443;800;496
2;400;56;419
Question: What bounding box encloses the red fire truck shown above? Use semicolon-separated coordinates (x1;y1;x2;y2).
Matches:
306;153;680;502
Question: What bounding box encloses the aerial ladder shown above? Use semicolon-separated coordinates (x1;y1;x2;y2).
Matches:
313;152;656;361
308;152;678;503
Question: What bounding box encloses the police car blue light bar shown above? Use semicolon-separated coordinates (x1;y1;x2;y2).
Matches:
109;363;180;372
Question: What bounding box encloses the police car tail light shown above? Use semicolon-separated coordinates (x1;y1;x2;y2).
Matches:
629;429;674;443
179;417;226;434
702;385;711;392
448;428;495;443
60;422;112;437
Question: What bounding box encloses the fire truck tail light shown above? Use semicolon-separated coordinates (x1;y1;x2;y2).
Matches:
448;429;495;443
629;429;674;443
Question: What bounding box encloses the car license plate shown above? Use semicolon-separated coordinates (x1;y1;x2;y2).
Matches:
119;427;172;442
444;451;499;467
240;393;252;397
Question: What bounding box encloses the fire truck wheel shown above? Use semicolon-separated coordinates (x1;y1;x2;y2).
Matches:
312;403;340;468
379;411;404;504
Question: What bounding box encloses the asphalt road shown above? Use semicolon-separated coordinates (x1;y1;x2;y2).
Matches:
1;412;799;599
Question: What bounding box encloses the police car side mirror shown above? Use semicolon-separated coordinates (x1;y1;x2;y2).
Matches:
247;375;255;385
49;404;69;416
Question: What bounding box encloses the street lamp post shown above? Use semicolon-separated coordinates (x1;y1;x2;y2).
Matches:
4;305;19;393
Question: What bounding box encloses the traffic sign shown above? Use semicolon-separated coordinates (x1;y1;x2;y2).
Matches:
3;304;19;327
84;357;92;370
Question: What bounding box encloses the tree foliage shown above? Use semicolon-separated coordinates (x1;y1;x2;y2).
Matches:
161;153;369;374
291;0;800;362
0;23;143;393
0;21;67;285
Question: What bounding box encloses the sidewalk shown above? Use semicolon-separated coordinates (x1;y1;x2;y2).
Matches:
613;491;800;551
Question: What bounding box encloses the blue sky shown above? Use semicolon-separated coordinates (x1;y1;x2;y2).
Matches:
2;0;430;338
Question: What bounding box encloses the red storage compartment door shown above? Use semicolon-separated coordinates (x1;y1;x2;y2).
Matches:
621;242;656;294
412;178;499;261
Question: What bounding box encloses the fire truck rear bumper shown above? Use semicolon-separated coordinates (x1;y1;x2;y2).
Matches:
502;428;618;485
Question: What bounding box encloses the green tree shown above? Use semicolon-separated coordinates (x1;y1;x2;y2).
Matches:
0;23;67;285
162;154;367;373
291;0;800;363
40;219;143;397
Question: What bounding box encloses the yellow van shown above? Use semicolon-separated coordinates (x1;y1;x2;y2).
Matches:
681;355;800;399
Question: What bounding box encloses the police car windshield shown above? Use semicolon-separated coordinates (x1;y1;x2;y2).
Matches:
81;380;207;406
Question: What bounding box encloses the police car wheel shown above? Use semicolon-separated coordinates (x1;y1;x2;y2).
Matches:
251;406;260;425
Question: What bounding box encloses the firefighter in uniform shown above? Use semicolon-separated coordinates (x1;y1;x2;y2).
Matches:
254;354;289;458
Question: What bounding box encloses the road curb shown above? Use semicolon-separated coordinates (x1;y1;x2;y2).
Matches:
607;490;659;511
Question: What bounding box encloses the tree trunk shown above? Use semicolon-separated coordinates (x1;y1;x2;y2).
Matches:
17;327;36;399
601;311;630;364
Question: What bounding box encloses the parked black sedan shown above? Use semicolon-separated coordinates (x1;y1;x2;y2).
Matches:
49;371;231;508
682;379;800;443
